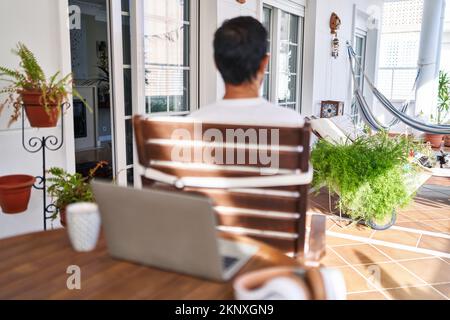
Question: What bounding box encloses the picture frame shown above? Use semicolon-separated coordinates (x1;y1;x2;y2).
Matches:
320;100;344;118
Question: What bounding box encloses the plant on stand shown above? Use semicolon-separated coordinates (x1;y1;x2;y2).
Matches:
424;70;450;148
47;161;107;227
0;42;90;128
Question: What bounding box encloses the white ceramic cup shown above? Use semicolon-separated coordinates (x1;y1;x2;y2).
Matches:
66;202;101;252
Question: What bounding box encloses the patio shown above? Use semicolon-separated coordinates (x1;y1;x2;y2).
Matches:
0;0;450;302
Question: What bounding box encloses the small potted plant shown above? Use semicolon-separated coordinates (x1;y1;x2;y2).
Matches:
47;161;106;226
0;174;35;214
311;132;421;230
0;42;89;128
424;71;450;148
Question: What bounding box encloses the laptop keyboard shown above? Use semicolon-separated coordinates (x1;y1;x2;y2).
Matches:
222;256;239;270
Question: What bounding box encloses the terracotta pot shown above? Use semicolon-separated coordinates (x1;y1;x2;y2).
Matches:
0;175;35;214
424;133;444;148
445;135;450;147
21;90;60;128
59;207;67;227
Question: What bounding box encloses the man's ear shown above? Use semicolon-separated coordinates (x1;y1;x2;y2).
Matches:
259;54;270;74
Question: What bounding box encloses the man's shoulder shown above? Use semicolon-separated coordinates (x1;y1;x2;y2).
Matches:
189;99;304;127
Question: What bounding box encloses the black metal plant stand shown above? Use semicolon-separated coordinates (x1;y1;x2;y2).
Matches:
20;103;68;231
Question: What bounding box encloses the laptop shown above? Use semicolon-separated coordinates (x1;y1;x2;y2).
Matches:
92;181;258;281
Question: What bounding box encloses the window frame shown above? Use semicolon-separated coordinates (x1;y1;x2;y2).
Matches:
141;0;199;116
262;1;305;113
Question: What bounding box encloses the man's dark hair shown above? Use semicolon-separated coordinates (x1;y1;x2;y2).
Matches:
214;16;268;85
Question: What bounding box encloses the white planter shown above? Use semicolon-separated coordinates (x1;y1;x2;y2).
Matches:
66;202;101;252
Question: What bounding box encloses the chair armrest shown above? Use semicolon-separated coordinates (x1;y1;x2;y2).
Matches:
304;214;327;267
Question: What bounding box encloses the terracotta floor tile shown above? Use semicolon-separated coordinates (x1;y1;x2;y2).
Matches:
412;197;450;211
328;223;374;238
414;209;450;220
396;221;450;235
395;221;438;233
374;245;431;260
371;229;420;247
399;258;450;284
325;234;364;247
384;286;446;300
425;176;450;187
417;235;450;252
399;209;447;221
419;220;450;235
432;284;450;298
347;291;386;300
336;266;374;293
395;213;415;223
355;263;425;289
320;248;348;267
332;244;391;265
407;196;450;209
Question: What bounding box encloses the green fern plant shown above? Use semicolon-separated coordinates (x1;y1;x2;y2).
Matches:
311;131;421;223
47;161;107;221
0;42;90;126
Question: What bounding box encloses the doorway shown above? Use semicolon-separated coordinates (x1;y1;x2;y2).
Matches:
69;0;113;180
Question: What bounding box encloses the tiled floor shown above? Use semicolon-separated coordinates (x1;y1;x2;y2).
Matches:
308;176;450;300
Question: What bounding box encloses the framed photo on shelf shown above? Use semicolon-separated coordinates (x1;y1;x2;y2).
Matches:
320;100;344;118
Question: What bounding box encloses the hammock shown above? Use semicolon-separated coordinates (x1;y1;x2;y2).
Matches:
347;43;450;134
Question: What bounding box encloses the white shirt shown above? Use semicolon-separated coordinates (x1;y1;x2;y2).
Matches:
189;97;305;127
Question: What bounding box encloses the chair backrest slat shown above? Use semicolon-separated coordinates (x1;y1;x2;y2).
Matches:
135;115;311;256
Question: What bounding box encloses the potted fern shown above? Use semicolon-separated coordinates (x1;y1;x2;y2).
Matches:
311;132;421;230
47;161;106;226
0;43;89;128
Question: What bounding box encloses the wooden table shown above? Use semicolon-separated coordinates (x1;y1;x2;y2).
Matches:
0;230;298;299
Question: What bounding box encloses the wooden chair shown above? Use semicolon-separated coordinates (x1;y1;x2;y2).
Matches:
133;115;313;258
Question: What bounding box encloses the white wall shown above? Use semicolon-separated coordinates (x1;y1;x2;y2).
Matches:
303;0;384;117
0;0;73;239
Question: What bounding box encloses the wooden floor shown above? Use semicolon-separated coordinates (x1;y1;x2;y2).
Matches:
308;176;450;300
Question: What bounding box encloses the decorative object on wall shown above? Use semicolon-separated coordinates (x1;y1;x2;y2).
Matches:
236;0;246;4
320;100;344;118
0;175;35;214
329;13;341;59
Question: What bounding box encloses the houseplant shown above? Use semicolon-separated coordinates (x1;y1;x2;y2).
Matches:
47;161;106;226
437;71;450;147
311;131;420;230
0;174;35;214
424;71;450;148
0;42;89;128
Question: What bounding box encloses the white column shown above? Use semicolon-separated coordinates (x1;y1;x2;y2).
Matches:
415;0;446;118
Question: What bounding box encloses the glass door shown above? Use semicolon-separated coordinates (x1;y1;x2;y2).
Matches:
351;31;367;123
69;0;114;181
108;0;135;186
